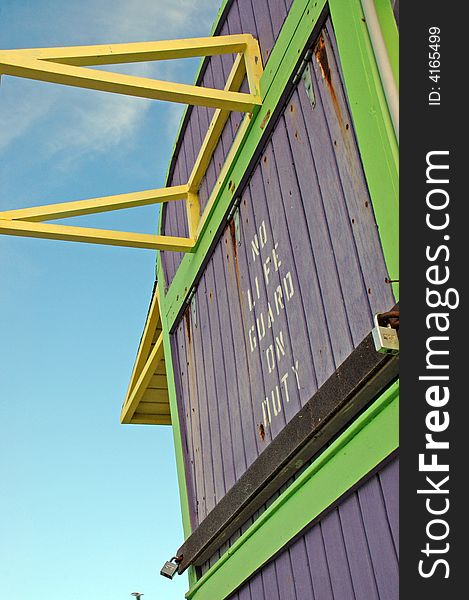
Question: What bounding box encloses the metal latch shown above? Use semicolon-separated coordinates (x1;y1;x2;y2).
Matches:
302;63;316;109
160;556;182;580
372;311;399;355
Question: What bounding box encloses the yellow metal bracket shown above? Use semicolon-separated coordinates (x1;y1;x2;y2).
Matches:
0;35;263;251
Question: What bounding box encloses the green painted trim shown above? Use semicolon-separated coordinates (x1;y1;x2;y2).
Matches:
375;0;399;88
185;381;399;599
156;1;238;588
329;0;399;297
160;308;192;539
157;259;198;588
163;0;327;327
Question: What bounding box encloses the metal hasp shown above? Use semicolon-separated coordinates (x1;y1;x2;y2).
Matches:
0;35;263;251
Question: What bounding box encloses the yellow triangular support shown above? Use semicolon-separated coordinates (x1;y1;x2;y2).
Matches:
0;34;263;251
0;35;262;111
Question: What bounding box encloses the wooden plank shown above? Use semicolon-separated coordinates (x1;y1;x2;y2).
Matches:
142;388;169;404
260;561;281;600
201;263;233;503
174;145;190;272
189;285;216;520
222;205;269;465
275;550;297;600
162;163;179;288
205;258;237;492
171;325;198;530
339;492;380;599
304;49;373;343
208;50;231;186
378;456;399;556
259;139;308;421
212;243;247;481
154;359;166;376
319;22;395;316
246;168;287;439
358;474;399;600
131;414;171;425
236;187;273;451
183;304;207;525
225;11;247;142
321;508;356;599
266;0;290;42
289;539;315;600
286;84;352;367
200;62;224;214
218;19;237;152
304;525;334;599
247;570;265;599
148;374;168;389
135;402;171;415
267;125;323;407
249;0;275;64
279;105;337;388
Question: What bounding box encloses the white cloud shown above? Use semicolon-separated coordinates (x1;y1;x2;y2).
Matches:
0;0;219;164
0;80;56;151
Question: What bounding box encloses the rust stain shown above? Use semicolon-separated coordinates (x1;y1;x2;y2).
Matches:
229;219;242;287
260;109;271;130
314;34;344;130
258;423;265;442
184;306;192;345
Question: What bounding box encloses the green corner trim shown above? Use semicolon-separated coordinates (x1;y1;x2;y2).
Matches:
158;264;198;588
185;380;399;600
329;0;399;296
375;0;399;88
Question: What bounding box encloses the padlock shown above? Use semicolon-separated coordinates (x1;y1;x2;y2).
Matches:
160;557;181;579
372;312;399;355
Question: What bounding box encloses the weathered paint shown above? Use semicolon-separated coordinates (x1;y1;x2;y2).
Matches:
169;17;395;527
161;0;294;290
227;456;399;600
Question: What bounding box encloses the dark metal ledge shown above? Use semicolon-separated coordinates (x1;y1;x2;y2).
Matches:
177;327;399;572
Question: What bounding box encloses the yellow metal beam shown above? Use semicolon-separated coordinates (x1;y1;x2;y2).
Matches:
186;192;201;240
188;53;246;193
0;35;254;66
0;56;261;112
196;110;253;237
244;38;263;98
0;185;189;223
0;219;195;251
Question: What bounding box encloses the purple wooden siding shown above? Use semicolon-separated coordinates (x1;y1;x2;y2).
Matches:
172;17;395;527
161;0;293;289
228;457;399;600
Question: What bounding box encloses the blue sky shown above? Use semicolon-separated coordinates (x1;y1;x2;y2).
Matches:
0;1;219;599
